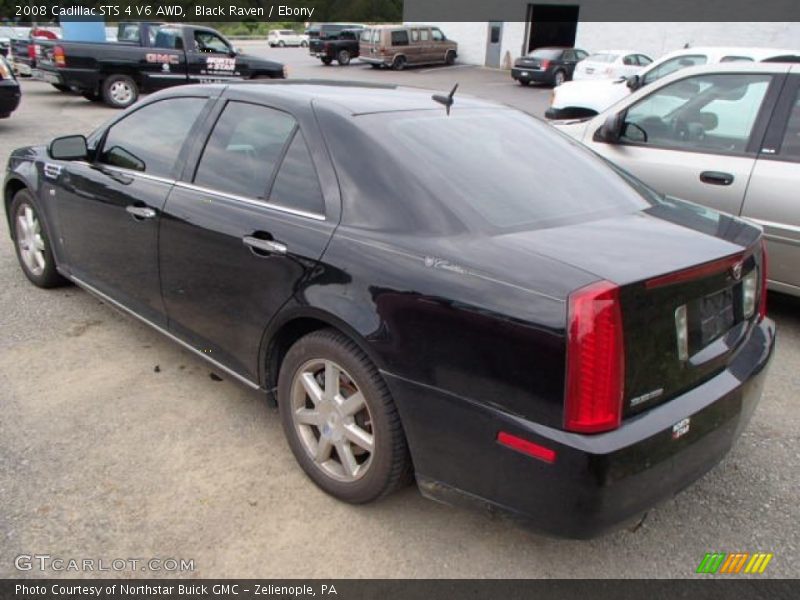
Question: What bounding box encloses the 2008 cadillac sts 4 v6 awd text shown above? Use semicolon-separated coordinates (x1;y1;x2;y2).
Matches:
4;82;774;538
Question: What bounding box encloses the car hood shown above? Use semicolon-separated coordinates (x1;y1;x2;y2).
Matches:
551;77;630;111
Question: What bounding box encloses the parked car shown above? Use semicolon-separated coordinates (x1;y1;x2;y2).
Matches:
268;29;308;48
309;28;361;66
511;47;589;86
573;50;652;81
34;22;285;108
4;81;774;538
554;62;800;297
359;25;457;70
0;55;21;118
547;46;800;119
7;28;59;80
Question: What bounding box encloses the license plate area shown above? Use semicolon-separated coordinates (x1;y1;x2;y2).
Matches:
691;287;737;350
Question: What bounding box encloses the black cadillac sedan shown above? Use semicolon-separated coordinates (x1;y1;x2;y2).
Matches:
3;82;774;538
0;55;21;118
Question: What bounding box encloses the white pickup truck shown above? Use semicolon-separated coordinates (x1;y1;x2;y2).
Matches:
545;47;799;120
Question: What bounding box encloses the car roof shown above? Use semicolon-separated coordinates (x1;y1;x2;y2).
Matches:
157;80;500;115
590;49;643;55
658;46;800;62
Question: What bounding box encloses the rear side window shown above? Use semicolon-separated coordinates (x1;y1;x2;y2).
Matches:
391;30;409;46
269;132;325;215
100;97;206;178
528;48;561;59
420;29;430;41
778;87;800;160
360;29;371;42
721;56;754;63
410;29;419;42
194;101;295;199
587;53;617;63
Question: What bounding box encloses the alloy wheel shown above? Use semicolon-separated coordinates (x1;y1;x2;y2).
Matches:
15;203;46;277
109;81;133;105
290;359;375;482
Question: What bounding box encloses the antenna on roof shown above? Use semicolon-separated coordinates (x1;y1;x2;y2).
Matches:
432;84;459;116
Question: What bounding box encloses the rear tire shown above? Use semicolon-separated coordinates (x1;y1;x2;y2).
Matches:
553;69;567;87
301;41;308;48
321;57;333;66
391;55;406;71
278;329;412;504
518;79;530;86
337;49;351;66
10;190;68;289
102;74;138;109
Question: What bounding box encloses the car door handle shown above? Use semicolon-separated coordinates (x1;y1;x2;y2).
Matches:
125;205;157;219
699;171;734;186
242;235;287;256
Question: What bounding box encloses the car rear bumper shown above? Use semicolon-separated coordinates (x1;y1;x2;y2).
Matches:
35;67;96;91
511;67;551;83
0;80;21;117
385;317;775;538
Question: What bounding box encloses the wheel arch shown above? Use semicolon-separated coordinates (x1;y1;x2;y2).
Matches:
4;177;29;238
259;306;386;406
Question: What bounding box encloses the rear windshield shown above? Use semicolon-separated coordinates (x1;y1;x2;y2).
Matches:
586;53;618;63
330;109;655;233
528;48;562;59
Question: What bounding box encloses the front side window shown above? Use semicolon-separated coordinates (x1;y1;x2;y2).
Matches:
194;30;230;54
269;132;325;215
637;54;653;66
432;28;444;42
642;54;707;86
194;101;296;199
622;73;772;154
99;97;206;177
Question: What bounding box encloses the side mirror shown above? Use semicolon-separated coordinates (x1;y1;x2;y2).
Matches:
626;74;641;91
594;112;624;144
49;135;88;161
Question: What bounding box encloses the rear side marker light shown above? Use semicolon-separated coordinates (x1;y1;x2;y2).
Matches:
565;280;624;433
497;432;556;464
54;46;66;67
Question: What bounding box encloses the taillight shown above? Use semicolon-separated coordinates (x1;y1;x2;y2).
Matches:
540;59;551;69
759;240;768;320
565;280;624;434
28;44;35;59
54;45;66;67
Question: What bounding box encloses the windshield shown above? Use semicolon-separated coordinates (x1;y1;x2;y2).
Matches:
528;48;562;59
328;109;656;234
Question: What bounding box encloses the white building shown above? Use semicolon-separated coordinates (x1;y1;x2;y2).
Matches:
404;2;800;67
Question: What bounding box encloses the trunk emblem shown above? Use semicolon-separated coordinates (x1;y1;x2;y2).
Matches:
731;261;743;281
672;417;691;440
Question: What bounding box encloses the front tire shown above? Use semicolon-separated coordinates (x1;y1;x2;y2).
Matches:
301;41;308;48
102;74;138;109
391;55;406;71
445;50;456;66
278;41;285;48
337;49;351;66
278;329;412;504
10;190;68;288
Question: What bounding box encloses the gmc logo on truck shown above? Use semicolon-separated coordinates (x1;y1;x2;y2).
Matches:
145;53;180;65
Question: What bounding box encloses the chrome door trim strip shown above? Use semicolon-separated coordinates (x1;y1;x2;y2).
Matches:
749;217;800;236
68;274;261;391
74;161;178;186
173;181;326;221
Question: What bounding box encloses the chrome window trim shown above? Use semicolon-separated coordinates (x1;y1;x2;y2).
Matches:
174;181;326;221
65;272;261;391
74;161;177;186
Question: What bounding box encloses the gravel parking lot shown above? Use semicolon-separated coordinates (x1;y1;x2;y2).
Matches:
1;46;799;579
